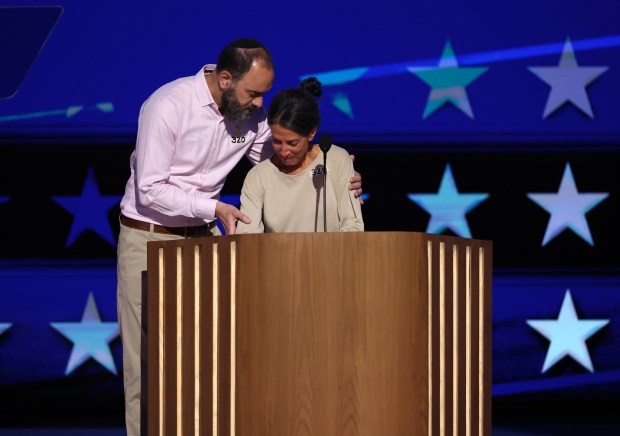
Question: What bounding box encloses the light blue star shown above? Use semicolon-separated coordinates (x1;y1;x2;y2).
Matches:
529;37;608;118
407;164;489;238
51;292;120;375
52;166;121;247
0;323;12;336
527;163;608;246
409;41;488;119
527;290;609;373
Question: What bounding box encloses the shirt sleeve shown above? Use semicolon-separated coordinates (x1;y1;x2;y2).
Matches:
336;151;364;232
236;166;266;234
245;115;273;165
134;97;218;221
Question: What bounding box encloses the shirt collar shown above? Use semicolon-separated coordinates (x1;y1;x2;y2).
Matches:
194;64;217;108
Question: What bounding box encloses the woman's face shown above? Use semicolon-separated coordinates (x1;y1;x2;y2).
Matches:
270;123;316;170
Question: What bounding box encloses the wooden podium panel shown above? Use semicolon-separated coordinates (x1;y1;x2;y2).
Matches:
146;232;492;436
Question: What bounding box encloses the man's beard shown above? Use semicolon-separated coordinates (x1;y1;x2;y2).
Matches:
220;86;253;124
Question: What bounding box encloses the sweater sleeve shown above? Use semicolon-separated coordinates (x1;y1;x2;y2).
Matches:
236;166;266;234
336;149;364;232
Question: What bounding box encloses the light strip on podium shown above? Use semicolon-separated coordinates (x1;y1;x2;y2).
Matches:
194;245;200;436
230;241;237;436
453;245;459;436
158;248;164;436
212;244;219;435
466;245;472;436
479;247;485;436
427;240;433;436
439;241;446;436
177;247;183;436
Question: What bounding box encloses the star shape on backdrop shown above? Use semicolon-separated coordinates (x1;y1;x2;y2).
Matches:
0;323;12;337
409;41;488;119
50;292;120;375
52;166;121;247
527;290;609;373
407;164;489;238
527;163;608;246
528;37;608;118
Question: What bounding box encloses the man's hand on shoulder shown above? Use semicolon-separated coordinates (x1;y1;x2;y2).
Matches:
215;201;251;235
349;155;364;204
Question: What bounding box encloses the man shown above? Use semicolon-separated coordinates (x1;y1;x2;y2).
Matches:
116;38;362;436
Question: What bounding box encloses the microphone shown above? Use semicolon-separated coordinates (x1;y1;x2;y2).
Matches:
318;133;332;232
319;133;332;154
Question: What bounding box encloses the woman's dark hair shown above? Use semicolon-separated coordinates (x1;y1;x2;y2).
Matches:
268;77;322;136
215;38;273;81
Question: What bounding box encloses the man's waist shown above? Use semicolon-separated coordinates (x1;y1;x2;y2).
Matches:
120;214;215;237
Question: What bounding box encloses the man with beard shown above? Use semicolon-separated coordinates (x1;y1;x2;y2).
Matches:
116;38;362;436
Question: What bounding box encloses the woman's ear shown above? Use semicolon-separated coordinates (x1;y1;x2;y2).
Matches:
309;127;318;142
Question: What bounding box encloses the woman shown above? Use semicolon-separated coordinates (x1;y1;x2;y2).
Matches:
236;77;363;233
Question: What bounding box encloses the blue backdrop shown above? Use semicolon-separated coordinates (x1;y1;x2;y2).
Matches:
1;0;619;431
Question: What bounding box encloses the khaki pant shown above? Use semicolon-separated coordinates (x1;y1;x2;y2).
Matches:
117;223;218;436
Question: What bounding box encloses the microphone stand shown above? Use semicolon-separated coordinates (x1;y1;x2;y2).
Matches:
322;151;327;232
318;133;332;232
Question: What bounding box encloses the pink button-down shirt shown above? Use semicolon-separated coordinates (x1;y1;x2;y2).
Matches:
120;65;273;227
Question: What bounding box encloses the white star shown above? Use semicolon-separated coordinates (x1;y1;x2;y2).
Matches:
527;163;608;246
529;37;608;118
0;323;11;336
52;166;121;247
407;164;489;238
51;292;120;375
527;290;609;373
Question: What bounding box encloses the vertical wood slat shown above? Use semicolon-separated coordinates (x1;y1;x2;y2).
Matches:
481;246;493;436
177;248;183;436
452;245;459;436
470;246;480;436
163;246;178;436
199;243;214;436
146;247;161;436
181;246;197;436
218;242;231;436
230;242;237;436
193;245;200;436
456;245;468;436
429;240;441;435
444;243;454;436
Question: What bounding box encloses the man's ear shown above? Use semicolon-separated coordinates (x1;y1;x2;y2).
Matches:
218;70;233;89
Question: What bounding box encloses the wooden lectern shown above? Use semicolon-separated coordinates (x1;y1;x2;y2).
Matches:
146;232;492;435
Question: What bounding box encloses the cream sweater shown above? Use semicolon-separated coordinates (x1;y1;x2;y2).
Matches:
236;145;364;233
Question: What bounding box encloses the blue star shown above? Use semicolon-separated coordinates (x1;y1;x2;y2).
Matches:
407;164;489;238
529;37;608;118
409;41;488;119
52;166;121;247
51;292;120;375
527;163;608;246
0;323;11;337
527;290;609;373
